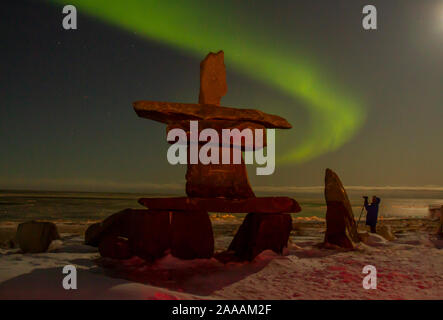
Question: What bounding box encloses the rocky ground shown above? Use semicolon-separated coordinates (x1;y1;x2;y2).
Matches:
0;216;441;300
1;216;438;250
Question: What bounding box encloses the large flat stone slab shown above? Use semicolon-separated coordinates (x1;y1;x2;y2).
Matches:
138;197;301;214
133;101;292;129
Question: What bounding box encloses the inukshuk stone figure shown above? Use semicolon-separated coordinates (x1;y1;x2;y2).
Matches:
88;51;301;261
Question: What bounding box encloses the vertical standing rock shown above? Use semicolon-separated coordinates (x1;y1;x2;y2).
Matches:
127;210;171;261
190;51;254;199
324;168;360;248
199;51;227;105
170;210;214;259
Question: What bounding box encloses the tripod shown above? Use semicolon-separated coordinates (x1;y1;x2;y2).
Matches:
357;205;365;229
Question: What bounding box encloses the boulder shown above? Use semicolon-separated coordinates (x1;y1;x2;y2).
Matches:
324;168;360;249
84;209;129;246
99;235;132;260
84;222;102;246
199;51;227;105
91;209;171;260
377;225;396;241
170;211;214;259
228;213;292;261
16;221;60;253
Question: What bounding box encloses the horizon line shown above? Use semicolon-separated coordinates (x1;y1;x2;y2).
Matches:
2;183;443;194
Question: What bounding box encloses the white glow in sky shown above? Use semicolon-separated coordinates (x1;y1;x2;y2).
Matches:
435;2;443;32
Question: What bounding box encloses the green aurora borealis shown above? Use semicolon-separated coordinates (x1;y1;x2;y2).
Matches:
52;0;366;164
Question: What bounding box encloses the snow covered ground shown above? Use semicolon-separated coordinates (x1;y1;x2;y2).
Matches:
0;229;441;300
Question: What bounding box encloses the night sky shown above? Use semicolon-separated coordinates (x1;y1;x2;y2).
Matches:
1;0;442;192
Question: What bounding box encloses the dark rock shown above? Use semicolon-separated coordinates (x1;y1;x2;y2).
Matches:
199;51;227;105
16;221;60;253
92;209;171;260
128;210;171;261
99;235;132;260
84;222;102;246
170;211;214;259
228;213;292;261
324;168;360;249
83;209;129;246
139;196;301;214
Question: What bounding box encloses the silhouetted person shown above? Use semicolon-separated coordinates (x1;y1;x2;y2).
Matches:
364;196;381;233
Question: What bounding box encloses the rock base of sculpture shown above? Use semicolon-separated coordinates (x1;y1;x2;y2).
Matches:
99;235;132;260
89;200;298;262
171;210;214;259
87;208;214;261
228;212;292;261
